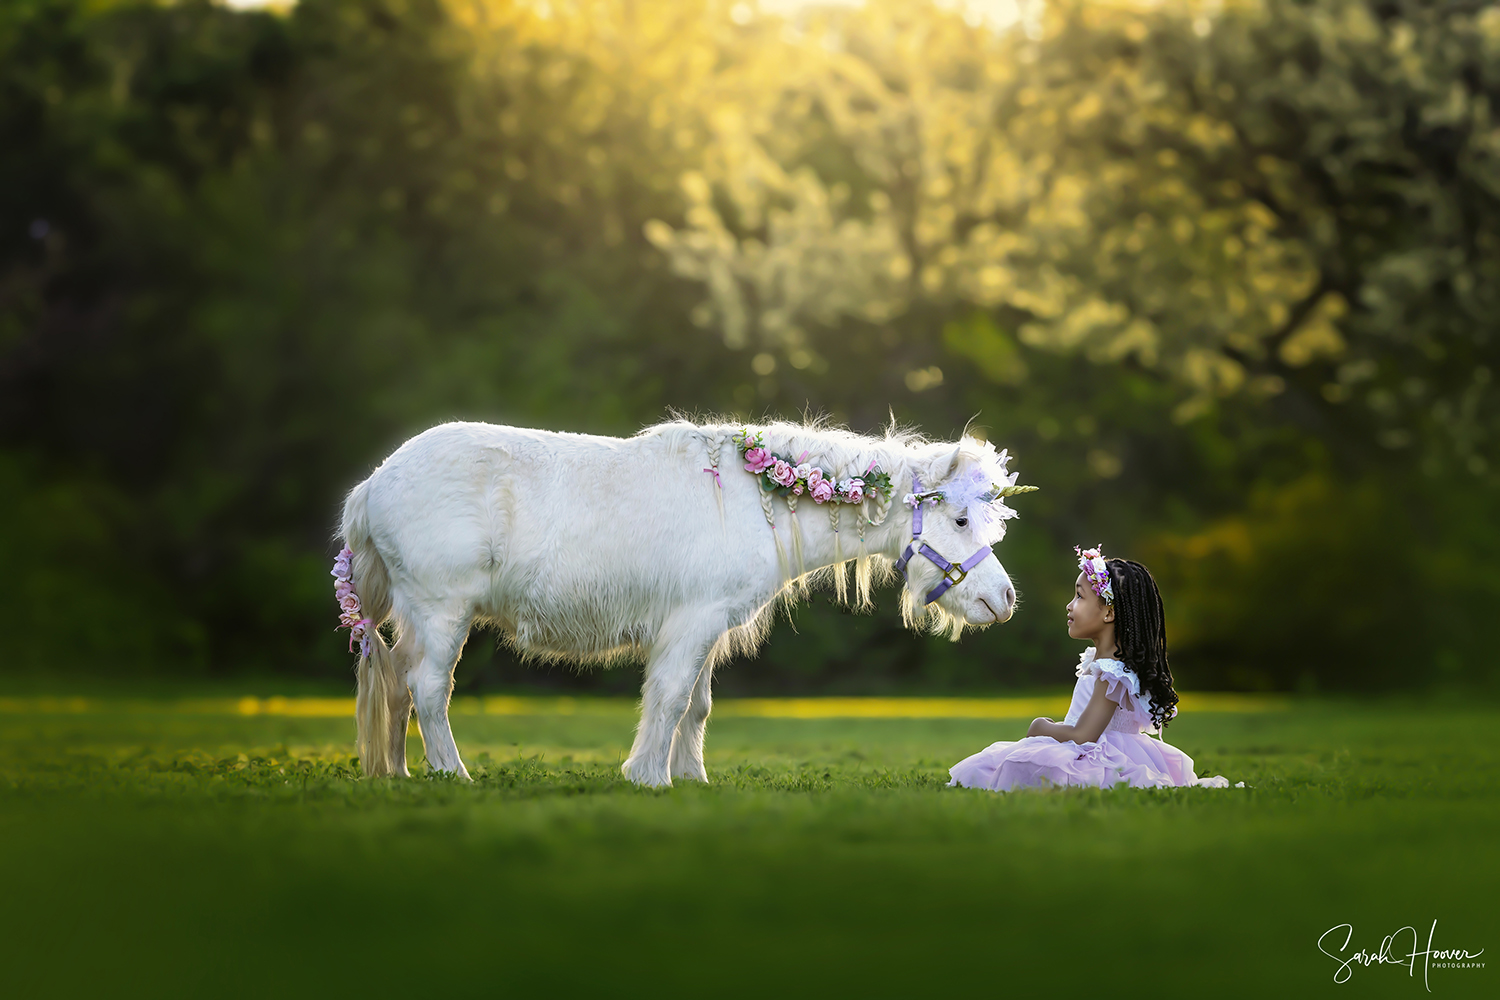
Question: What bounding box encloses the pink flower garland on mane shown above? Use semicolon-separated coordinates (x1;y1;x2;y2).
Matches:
733;429;894;505
331;546;375;657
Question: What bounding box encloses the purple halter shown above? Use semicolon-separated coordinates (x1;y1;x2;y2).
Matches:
892;476;995;605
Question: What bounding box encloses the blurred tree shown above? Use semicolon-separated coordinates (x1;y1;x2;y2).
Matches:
641;0;1500;693
1;0;1495;695
650;0;1500;476
0;0;711;673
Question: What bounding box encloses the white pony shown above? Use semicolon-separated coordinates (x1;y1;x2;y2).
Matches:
338;417;1035;786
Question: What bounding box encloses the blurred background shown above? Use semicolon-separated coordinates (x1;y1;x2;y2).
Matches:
3;0;1497;697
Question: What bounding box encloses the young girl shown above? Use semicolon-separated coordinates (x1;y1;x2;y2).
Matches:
949;545;1235;792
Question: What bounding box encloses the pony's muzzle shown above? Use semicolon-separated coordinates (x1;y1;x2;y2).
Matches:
976;582;1017;624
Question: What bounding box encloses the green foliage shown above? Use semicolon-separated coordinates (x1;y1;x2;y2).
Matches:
1024;0;1500;473
1;0;706;677
1146;471;1424;691
1;0;1496;691
944;312;1028;386
656;0;1500;470
1;700;1496;995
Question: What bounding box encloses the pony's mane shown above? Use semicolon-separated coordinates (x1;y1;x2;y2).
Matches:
637;410;1000;644
639;409;944;470
640;410;1003;496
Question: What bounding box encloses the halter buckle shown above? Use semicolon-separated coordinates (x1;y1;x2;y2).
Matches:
942;564;968;587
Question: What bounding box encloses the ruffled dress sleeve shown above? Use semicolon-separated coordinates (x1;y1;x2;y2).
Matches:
1075;649;1167;731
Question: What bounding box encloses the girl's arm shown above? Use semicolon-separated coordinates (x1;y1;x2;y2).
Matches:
1026;678;1118;743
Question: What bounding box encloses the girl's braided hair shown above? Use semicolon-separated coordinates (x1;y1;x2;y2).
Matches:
1105;558;1179;734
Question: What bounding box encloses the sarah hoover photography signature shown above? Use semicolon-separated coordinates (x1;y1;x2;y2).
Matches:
1318;920;1484;990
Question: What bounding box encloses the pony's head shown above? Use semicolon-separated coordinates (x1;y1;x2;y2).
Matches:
897;436;1034;640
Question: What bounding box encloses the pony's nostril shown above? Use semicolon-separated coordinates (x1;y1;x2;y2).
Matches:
1004;584;1016;607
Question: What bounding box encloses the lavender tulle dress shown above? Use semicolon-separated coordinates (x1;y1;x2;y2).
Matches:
948;648;1233;792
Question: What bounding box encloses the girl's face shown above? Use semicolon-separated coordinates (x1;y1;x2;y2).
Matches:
1066;571;1113;640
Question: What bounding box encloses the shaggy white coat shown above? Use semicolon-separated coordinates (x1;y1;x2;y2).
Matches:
339;417;1021;786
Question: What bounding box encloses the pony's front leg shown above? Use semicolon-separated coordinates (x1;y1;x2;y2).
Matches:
623;610;727;788
670;654;717;783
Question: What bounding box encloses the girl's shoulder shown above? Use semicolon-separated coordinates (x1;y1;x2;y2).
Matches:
1075;648;1155;718
1074;646;1138;683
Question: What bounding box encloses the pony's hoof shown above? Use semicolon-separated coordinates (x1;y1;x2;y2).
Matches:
621;758;672;788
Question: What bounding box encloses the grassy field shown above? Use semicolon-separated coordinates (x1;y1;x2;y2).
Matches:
1;694;1495;998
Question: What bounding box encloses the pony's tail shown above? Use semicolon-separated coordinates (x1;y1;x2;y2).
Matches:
341;480;400;778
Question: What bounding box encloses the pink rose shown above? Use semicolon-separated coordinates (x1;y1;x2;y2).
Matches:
811;479;835;503
771;459;796;486
743;447;773;473
793;482;804;495
806;468;824;487
845;478;865;504
340;594;361;614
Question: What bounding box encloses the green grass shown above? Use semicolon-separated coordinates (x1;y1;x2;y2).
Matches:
1;698;1495;998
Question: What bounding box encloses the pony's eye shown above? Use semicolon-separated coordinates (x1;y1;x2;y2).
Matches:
956;516;968;528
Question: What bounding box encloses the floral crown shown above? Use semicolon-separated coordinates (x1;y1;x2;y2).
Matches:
1075;544;1115;606
903;440;1038;546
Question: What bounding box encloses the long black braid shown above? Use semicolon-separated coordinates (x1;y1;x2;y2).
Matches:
1105;558;1179;735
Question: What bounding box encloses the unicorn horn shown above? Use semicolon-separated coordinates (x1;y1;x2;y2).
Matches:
996;484;1039;497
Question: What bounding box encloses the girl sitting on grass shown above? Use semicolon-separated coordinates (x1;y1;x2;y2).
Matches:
949;545;1237;792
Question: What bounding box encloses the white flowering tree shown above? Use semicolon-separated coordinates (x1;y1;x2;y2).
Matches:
645;0;1500;474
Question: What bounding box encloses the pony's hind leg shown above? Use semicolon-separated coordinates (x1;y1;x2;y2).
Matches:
406;609;474;780
670;653;717;783
623;607;728;788
388;690;413;777
386;630;416;777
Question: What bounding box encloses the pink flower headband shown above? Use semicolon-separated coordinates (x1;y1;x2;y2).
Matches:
1075;544;1115;606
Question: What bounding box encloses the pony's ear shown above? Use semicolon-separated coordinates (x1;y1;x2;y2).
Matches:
925;444;963;485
